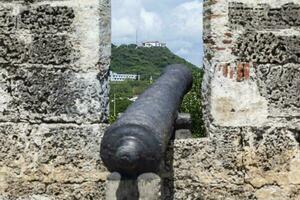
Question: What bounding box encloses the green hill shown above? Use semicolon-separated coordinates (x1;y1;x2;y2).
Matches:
110;44;205;137
111;44;199;79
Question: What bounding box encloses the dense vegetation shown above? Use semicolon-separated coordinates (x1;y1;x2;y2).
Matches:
111;44;198;79
180;70;205;137
110;44;205;137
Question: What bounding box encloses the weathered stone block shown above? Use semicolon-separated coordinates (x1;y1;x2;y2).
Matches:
0;6;16;33
0;123;108;199
0;33;28;64
0;1;111;71
163;126;300;199
242;127;300;198
0;0;110;199
229;2;300;30
168;138;248;200
234;32;300;64
203;0;300;127
45;182;106;200
0;68;10;114
0;67;108;123
29;34;79;65
256;64;300;117
202;1;300;199
20;5;75;34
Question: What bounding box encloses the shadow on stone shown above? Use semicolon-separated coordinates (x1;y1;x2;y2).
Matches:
161;140;175;200
106;172;162;200
116;176;139;200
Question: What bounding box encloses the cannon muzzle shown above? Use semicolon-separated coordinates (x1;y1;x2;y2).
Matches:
100;64;193;176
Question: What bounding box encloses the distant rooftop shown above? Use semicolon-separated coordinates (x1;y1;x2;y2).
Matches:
142;41;166;48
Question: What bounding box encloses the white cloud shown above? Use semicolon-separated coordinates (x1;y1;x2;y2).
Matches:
140;8;162;33
112;0;203;66
171;0;203;38
112;0;163;42
168;39;203;67
176;48;190;56
112;17;136;38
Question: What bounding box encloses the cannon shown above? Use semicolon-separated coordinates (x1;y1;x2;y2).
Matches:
100;64;193;176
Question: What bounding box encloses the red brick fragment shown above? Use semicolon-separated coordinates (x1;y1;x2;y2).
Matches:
236;63;251;81
230;67;234;79
237;63;244;82
223;39;232;44
244;63;250;80
224;32;233;37
205;14;224;20
223;64;228;77
214;47;226;51
218;64;222;72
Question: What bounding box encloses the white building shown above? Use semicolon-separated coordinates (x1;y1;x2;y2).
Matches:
109;71;140;82
142;41;166;48
129;96;139;102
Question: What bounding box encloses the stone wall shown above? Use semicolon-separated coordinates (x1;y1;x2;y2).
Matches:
165;0;300;199
0;0;299;199
0;0;110;199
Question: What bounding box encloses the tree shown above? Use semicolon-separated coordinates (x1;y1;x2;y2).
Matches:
180;70;206;137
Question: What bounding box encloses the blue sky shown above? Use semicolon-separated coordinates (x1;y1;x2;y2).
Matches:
112;0;203;67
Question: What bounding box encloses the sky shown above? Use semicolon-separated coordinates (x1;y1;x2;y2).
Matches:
112;0;203;67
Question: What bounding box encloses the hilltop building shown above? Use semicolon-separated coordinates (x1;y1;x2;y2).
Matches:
109;71;140;82
142;41;166;48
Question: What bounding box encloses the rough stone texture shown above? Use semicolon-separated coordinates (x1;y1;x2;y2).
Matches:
1;0;299;199
229;2;300;30
256;64;300;116
234;32;300;64
0;0;110;199
189;0;300;199
0;123;110;199
1;67;107;123
164;133;299;200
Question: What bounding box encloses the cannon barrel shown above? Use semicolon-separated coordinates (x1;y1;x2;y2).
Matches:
100;64;193;176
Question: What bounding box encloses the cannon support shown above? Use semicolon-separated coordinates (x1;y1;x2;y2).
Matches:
100;64;193;176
